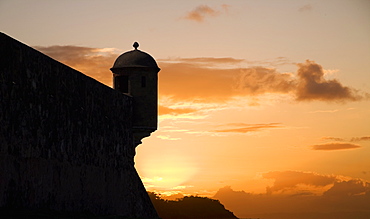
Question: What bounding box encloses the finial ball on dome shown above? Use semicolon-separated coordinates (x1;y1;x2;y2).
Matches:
133;42;139;50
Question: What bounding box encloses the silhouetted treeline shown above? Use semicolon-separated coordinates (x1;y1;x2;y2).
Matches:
148;192;238;219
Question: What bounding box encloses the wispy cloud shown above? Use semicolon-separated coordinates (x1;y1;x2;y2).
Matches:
308;109;340;113
184;4;229;22
213;123;283;133
156;135;181;141
308;107;355;114
320;136;370;142
320;136;345;141
221;4;230;13
159;57;244;67
298;4;313;12
159;105;197;115
34;45;117;86
311;142;361;151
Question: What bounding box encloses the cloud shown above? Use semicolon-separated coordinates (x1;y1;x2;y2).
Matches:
33;45;117;86
236;67;296;95
321;136;345;141
159;61;292;103
158;62;239;102
320;136;370;143
159;105;197;115
351;136;370;142
213;172;370;218
249;56;293;67
263;171;336;193
34;45;96;62
33;46;367;105
295;60;362;102
184;5;227;22
159;57;244;66
213;123;283;133
160;59;366;103
156;135;181;141
311;142;361;151
309;109;340;113
298;4;313;12
324;179;370;196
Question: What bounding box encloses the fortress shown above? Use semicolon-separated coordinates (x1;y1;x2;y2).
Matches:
0;32;159;218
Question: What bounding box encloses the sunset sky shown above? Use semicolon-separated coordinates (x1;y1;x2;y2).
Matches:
1;0;369;218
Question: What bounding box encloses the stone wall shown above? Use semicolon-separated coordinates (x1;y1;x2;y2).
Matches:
0;32;158;218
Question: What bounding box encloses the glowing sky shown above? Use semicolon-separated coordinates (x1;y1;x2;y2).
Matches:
1;0;369;218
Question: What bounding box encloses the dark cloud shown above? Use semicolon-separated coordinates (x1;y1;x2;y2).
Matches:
213;123;282;133
351;136;370;142
295;60;362;102
263;171;336;193
311;142;361;150
184;5;225;22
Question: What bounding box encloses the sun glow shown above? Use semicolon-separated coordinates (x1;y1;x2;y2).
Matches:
137;151;198;190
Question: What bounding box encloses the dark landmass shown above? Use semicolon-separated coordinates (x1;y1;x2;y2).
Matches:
148;192;238;219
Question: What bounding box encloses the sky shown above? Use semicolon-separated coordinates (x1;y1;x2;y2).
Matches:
1;0;370;218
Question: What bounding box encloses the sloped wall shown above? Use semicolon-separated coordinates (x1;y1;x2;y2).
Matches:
0;33;157;218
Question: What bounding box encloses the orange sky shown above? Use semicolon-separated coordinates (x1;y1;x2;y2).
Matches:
33;44;370;218
1;1;370;218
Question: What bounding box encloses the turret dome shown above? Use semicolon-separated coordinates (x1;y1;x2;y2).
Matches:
111;42;159;70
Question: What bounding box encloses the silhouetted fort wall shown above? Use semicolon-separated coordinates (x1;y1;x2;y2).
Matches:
0;33;158;218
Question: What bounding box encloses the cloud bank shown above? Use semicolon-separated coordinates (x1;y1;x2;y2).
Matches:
34;45;367;110
263;171;336;193
160;58;365;103
214;171;370;219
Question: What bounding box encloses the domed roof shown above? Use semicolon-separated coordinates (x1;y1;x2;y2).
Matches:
111;42;159;70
